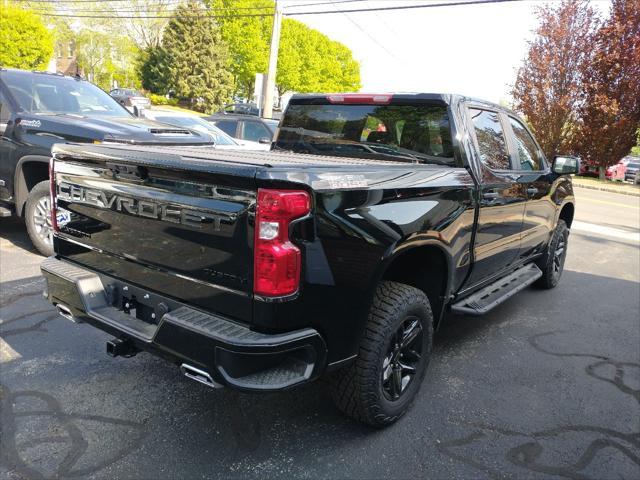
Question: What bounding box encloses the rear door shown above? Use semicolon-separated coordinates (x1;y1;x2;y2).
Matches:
465;107;527;286
0;88;17;201
505;115;556;260
52;147;257;323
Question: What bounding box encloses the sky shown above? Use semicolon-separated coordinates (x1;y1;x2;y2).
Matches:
284;0;612;104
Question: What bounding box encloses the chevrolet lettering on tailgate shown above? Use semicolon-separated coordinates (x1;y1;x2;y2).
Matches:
57;182;225;230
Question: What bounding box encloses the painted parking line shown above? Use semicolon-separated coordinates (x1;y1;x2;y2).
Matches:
577;196;640;210
572;220;640;243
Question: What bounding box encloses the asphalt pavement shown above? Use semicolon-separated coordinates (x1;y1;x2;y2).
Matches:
1;186;639;480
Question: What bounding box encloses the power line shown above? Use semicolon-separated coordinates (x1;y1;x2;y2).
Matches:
328;1;399;61
284;0;368;8
25;0;357;13
287;0;524;16
13;0;178;2
39;12;274;18
35;0;524;19
24;0;273;11
26;1;363;15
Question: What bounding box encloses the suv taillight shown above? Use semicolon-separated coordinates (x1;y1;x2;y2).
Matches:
49;157;58;233
254;189;311;297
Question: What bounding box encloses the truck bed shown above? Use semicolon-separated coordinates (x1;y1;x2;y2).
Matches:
52;143;424;171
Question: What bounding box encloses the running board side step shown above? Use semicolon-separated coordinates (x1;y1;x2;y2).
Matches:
451;263;542;316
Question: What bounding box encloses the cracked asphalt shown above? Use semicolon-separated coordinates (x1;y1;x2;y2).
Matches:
1;187;639;480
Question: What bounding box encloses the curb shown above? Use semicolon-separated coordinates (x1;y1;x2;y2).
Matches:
573;182;640;197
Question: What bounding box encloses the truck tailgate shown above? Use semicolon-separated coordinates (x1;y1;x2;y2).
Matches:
51;144;258;323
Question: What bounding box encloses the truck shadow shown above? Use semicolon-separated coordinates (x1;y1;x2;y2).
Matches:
1;267;639;478
0;217;38;253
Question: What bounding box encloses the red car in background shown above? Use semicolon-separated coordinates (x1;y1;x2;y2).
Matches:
606;160;626;180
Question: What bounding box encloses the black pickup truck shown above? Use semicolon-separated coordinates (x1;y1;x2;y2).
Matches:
0;68;213;256
41;93;579;427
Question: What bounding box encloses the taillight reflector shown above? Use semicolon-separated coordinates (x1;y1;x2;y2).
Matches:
49;157;58;233
254;189;311;297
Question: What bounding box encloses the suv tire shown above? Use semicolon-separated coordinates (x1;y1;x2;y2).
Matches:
535;219;569;289
330;281;433;427
25;180;54;257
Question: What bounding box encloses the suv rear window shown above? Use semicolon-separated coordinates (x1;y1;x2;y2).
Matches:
275;103;455;165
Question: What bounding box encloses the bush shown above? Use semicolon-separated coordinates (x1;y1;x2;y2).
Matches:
147;93;179;106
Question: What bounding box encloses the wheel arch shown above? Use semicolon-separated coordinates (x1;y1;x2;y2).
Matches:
375;240;454;330
558;201;575;229
14;155;50;217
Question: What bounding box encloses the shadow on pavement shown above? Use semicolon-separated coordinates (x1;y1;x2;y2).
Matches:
0;264;638;479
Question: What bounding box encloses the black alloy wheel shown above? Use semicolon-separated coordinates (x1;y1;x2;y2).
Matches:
381;316;424;401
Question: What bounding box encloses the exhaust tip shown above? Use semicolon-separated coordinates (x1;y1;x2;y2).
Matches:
180;363;222;389
56;304;79;323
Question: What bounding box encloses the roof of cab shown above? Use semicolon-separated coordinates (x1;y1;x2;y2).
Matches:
288;92;517;116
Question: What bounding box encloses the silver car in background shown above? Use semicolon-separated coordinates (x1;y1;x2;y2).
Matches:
143;109;270;151
109;88;151;116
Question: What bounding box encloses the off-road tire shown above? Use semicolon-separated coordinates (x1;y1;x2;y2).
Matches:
25;180;54;257
330;281;433;427
535;219;569;289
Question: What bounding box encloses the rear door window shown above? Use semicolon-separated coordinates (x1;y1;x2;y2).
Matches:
469;108;510;170
508;116;544;171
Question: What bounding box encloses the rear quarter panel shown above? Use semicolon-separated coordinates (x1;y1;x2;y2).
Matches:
253;166;477;364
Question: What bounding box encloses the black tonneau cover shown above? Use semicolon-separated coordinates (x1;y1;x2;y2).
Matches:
52;143;413;171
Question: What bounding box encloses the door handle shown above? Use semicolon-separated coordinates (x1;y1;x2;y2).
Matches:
482;191;500;200
526;187;539;195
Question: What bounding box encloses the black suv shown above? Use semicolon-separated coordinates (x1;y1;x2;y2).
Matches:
0;68;213;255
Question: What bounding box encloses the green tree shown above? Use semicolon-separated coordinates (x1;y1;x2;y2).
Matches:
632;129;640;157
209;0;360;98
0;5;54;69
75;30;140;90
100;0;175;49
277;19;360;95
209;0;272;98
138;46;170;94
162;0;234;112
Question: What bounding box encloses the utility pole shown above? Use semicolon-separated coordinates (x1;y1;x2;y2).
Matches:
261;0;282;119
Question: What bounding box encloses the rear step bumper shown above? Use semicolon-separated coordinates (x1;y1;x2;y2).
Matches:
41;257;327;391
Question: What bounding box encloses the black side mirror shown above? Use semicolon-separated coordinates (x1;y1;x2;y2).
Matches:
258;137;271;145
552;155;580;175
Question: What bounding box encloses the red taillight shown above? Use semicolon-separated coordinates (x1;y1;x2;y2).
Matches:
49;157;58;233
326;94;392;104
254;189;311;297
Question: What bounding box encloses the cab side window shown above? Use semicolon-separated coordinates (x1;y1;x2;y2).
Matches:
469;108;510;170
509;117;544;171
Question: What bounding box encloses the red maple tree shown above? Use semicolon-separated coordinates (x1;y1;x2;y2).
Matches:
512;0;599;160
572;0;640;177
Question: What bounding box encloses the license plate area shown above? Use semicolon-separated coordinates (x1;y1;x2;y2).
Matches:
104;281;171;326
